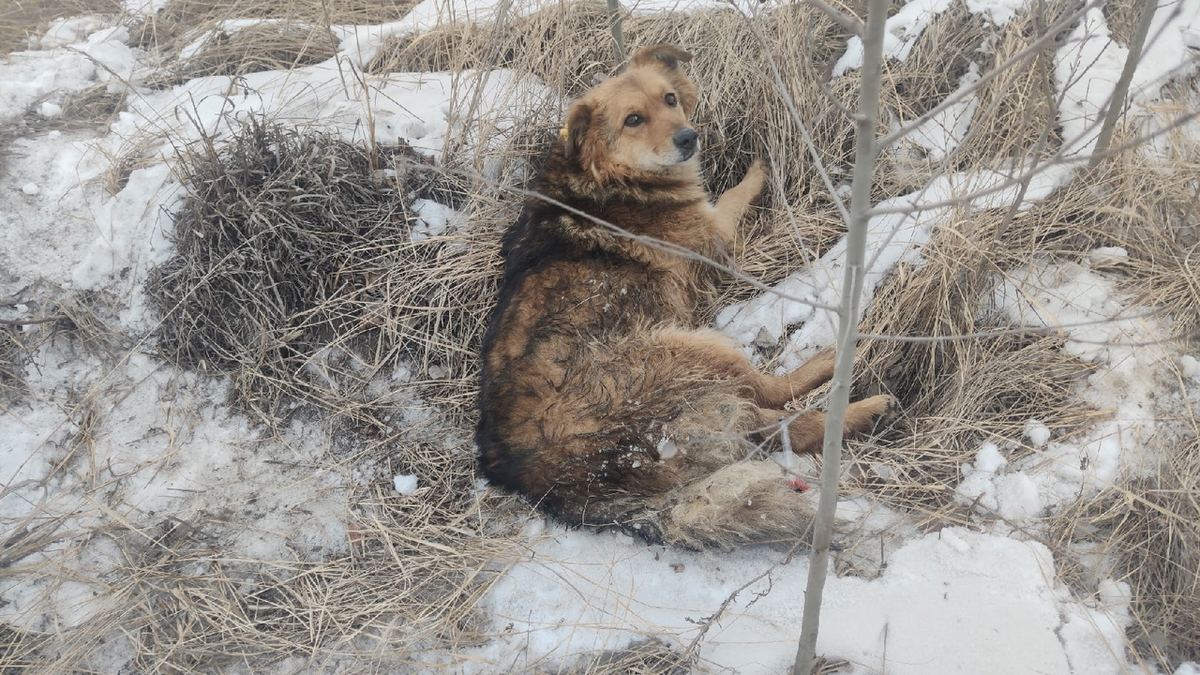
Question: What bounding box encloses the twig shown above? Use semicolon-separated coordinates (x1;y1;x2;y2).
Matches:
0;316;64;327
804;0;864;36
606;0;627;65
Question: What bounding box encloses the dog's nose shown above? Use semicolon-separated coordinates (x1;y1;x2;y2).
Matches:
673;128;698;157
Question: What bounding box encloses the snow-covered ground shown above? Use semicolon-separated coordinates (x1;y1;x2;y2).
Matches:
2;0;1200;672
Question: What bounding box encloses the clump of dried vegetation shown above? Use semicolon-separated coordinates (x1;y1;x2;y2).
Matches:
145;118;492;422
3;0;1198;670
0;323;23;400
0;0;121;54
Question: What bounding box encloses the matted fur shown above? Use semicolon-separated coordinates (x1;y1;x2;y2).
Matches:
476;45;893;549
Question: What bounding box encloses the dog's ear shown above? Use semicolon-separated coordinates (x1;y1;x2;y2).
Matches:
629;44;693;71
561;99;616;183
562;100;593;162
629;44;698;116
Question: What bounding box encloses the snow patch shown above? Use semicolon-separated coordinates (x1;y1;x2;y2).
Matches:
833;0;954;77
393;474;419;495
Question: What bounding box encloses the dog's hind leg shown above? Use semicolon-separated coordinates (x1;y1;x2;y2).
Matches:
653;328;834;407
748;349;836;408
756;394;895;455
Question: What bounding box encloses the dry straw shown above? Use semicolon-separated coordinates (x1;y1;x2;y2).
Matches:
146;118;492;424
0;0;121;54
0;323;23;400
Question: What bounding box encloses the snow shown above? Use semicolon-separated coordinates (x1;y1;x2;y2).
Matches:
473;526;1128;675
966;0;1029;27
904;63;982;161
394;473;420;495
832;0;954;77
1025;418;1052;446
1056;1;1200;159
410;198;464;241
1;0;1198;672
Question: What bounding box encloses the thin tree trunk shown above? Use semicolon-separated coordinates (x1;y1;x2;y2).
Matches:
791;0;890;669
1089;0;1159;167
606;0;626;65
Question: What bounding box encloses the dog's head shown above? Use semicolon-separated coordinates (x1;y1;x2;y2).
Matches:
561;44;700;184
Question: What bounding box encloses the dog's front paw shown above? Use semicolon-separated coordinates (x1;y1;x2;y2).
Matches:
741;159;767;197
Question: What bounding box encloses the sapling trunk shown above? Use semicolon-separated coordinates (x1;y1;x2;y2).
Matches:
1089;0;1161;167
791;0;890;670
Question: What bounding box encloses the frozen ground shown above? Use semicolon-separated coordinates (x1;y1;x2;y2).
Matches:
2;0;1199;673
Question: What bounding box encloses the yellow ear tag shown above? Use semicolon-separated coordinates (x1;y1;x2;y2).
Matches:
559;124;569;139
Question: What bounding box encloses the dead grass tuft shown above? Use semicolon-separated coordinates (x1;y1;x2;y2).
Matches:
1051;429;1200;669
128;0;421;54
845;262;1098;518
1111;433;1200;666
146;118;498;424
560;638;693;674
1080;150;1200;337
0;0;121;55
1102;0;1143;47
0;323;24;401
155;20;339;84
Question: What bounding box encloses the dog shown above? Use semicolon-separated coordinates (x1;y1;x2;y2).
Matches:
476;44;894;549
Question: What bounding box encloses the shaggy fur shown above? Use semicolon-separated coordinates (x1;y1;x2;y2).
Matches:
476;45;893;549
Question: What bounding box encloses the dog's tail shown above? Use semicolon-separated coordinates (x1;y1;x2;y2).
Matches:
652;462;820;549
570;461;821;549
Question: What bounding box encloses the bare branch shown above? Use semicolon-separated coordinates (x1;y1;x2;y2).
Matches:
875;0;1102;151
804;0;864;36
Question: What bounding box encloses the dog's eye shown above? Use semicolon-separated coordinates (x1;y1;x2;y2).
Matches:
624;114;643;127
665;93;678;107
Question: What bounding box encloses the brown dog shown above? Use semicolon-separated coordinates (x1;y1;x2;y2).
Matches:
476;45;893;549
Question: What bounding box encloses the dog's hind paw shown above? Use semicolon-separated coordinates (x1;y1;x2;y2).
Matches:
862;393;897;416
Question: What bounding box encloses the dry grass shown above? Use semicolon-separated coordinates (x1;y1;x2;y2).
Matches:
1051;428;1200;672
1111;432;1200;668
146;119;493;425
0;0;121;54
129;0;421;52
9;467;514;673
0;285;130;403
0;324;23;401
130;0;424;86
153;20;341;84
1082;150;1200;337
5;0;1200;671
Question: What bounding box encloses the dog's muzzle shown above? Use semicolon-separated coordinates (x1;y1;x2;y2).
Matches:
673;128;698;161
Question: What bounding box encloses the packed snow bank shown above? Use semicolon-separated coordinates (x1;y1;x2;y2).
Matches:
0;353;353;633
470;526;1133;674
